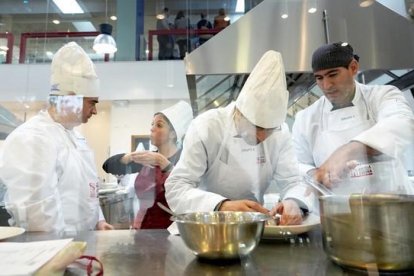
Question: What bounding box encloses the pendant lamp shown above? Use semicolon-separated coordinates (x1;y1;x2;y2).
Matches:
93;23;117;54
93;0;117;54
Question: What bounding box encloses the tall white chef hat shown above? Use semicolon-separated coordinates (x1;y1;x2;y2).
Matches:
157;101;193;145
50;42;100;97
235;50;288;128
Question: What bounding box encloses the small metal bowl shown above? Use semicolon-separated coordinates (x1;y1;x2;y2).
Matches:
172;211;270;260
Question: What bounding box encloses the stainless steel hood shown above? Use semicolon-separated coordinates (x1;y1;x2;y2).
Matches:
185;0;414;75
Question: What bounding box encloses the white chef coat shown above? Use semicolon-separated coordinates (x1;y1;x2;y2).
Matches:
165;103;314;214
292;81;414;193
0;110;104;233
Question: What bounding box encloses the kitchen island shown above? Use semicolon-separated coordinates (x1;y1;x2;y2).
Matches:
6;227;377;275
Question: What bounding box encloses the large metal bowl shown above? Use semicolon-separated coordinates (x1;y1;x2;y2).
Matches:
171;211;269;260
320;194;414;271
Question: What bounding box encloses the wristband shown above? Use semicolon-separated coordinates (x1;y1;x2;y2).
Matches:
214;199;230;211
161;162;174;173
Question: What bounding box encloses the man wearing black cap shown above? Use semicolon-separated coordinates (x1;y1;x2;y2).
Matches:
292;42;414;191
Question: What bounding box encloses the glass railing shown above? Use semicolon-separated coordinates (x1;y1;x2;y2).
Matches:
0;0;263;64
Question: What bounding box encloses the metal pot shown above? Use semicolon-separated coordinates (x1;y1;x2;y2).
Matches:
319;194;414;271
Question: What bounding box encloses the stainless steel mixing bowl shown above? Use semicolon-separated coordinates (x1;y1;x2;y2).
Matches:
172;211;269;260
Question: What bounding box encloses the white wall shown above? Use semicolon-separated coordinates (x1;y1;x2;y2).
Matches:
108;100;183;156
0;60;188;102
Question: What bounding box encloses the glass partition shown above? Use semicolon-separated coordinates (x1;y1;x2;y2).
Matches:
0;0;263;64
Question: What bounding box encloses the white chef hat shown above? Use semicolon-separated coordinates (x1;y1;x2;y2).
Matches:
157;101;193;144
50;42;100;97
235;50;288;128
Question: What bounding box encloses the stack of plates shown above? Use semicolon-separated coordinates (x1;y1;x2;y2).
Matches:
99;183;119;195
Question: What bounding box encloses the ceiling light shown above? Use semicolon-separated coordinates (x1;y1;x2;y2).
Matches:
52;19;60;24
359;0;375;7
93;23;117;54
52;0;84;14
308;0;317;13
110;16;117;21
156;14;165;20
72;21;97;32
281;0;288;19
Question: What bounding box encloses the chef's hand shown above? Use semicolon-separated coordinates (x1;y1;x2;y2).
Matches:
122;151;170;170
315;141;381;187
219;200;269;214
270;199;303;225
96;220;114;230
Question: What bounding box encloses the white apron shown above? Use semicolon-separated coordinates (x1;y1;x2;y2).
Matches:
59;130;100;232
313;92;412;195
201;121;273;204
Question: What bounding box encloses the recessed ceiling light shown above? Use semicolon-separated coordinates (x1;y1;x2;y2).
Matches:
359;0;375;7
110;16;117;21
52;19;60;24
52;0;84;14
72;21;96;32
281;14;288;19
308;7;317;13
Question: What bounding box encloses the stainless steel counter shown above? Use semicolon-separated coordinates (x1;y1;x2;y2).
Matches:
6;226;370;276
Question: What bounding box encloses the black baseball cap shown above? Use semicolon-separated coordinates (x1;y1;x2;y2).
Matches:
311;42;360;72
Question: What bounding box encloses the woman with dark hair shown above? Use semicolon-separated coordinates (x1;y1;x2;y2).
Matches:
102;101;193;229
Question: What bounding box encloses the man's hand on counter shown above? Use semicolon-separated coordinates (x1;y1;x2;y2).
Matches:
96;220;115;230
270;199;303;225
219;199;269;213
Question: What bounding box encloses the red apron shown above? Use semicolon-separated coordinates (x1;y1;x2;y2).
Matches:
133;165;172;229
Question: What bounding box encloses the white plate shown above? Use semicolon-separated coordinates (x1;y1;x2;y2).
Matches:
98;188;119;195
262;213;320;239
100;183;118;190
0;226;25;240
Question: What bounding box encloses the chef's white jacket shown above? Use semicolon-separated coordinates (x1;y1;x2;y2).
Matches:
165;103;314;214
293;81;414;175
0;110;104;233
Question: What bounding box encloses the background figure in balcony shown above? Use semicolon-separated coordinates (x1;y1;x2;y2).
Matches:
156;7;174;60
197;13;213;46
174;10;192;59
214;8;230;30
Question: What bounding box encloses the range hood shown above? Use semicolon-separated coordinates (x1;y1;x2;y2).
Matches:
185;0;414;115
186;0;414;74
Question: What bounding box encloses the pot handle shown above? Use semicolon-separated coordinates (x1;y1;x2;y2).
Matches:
304;175;334;196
